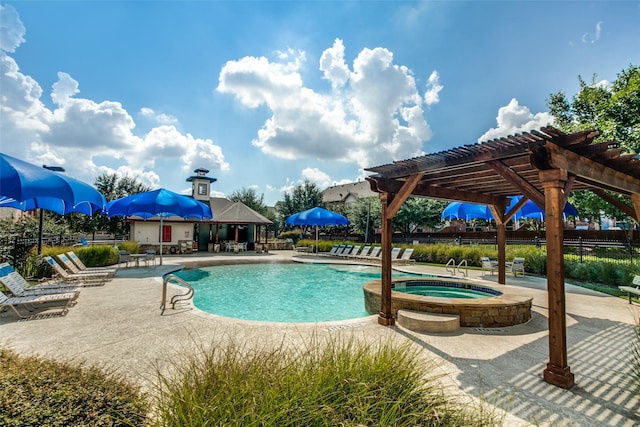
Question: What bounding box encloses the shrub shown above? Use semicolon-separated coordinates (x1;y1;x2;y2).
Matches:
0;348;149;426
153;337;499;426
118;240;140;254
74;245;120;267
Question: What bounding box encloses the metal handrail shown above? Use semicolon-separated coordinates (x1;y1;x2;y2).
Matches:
161;273;194;315
457;259;468;277
445;258;456;276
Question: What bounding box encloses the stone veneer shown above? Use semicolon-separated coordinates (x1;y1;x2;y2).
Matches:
363;278;532;328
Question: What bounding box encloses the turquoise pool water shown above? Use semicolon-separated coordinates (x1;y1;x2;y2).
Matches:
394;285;494;299
174;263;421;323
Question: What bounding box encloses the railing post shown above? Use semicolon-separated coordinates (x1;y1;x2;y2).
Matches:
579;236;583;263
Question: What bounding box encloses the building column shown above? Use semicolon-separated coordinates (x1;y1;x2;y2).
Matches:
540;169;574;389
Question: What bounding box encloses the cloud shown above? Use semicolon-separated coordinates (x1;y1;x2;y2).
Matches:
301;167;332;189
424;70;443;106
582;21;603;44
0;4;25;53
140;107;178;125
0;7;228;191
477;98;555;142
217;38;434;169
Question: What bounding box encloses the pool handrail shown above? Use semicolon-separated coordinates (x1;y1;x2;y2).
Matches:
161;273;194;315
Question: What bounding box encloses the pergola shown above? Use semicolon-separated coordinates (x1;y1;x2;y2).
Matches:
365;126;640;389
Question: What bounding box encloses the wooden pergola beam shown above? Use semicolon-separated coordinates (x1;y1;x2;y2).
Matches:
592;189;638;221
547;144;640;195
367;177;507;206
487;160;545;208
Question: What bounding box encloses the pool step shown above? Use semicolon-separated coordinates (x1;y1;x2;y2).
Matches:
397;310;460;333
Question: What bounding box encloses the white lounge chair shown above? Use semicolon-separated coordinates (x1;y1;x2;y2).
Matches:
481;257;498;276
395;248;415;263
334;245;352;256
0;290;76;319
341;245;361;258
57;253;114;278
619;275;640;304
506;257;525;277
66;251;117;274
365;247;381;260
357;246;371;258
43;256;109;286
0;263;79;300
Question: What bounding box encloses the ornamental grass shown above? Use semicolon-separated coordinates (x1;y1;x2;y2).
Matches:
152;336;500;426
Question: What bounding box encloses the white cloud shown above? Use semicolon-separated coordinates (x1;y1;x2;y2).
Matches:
319;38;350;90
0;7;228;192
424;70;443;106
0;4;25;53
301;167;332;189
582;21;603;44
140;107;178;125
478;98;555;142
217;38;434;169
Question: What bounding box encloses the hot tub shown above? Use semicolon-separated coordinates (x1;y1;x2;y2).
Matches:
363;277;532;327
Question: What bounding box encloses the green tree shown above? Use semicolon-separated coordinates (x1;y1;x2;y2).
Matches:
393;197;448;236
278;180;324;220
547;64;640;223
91;173;151;237
228;187;268;216
229;187;279;235
346;197;381;242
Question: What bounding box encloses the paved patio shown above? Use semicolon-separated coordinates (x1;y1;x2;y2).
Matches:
1;250;638;426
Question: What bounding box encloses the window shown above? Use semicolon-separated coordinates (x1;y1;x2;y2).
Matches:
198;183;208;195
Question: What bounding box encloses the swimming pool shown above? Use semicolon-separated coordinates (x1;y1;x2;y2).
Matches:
173;263;422;323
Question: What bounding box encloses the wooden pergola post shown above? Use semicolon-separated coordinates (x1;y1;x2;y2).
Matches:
379;192;394;325
540;169;575;389
496;222;507;284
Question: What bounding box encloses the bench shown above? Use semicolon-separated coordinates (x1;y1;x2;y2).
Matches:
618;275;640;304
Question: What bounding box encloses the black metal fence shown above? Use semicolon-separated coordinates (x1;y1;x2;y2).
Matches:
328;230;640;264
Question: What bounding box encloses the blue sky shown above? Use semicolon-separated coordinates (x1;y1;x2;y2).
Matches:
1;1;638;205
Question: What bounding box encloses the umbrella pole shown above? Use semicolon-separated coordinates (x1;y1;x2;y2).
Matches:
316;225;318;254
37;209;44;254
159;217;164;266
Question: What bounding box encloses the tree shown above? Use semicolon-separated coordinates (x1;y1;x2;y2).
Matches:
547;64;640;223
278;180;324;220
90;173;151;237
228;187;268;216
229;187;279;235
346;197;381;242
393;197;448;236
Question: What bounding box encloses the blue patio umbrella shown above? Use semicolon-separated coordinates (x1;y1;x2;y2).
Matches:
107;188;213;265
0;153;107;252
441;202;493;221
442;196;579;221
0;153;107;214
285;207;349;253
507;196;578;220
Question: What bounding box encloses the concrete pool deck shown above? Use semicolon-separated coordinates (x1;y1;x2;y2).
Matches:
1;250;639;426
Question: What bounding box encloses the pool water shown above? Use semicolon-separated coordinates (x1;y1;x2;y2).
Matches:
173;263;420;323
395;285;492;299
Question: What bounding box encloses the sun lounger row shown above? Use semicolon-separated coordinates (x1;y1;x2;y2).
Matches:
43;255;113;286
0;262;79;319
319;245;415;263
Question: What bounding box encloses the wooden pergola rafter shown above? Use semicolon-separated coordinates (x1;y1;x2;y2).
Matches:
365;126;640;389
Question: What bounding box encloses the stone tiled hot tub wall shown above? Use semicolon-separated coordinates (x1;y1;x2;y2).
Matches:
363;278;532;328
